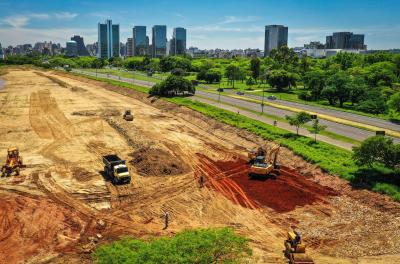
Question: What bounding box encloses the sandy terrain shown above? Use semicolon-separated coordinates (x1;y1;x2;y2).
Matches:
0;68;399;264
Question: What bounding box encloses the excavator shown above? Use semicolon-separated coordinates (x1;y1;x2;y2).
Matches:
284;230;314;264
1;147;23;177
248;145;280;179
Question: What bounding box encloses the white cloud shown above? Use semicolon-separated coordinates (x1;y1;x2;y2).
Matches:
0;27;97;46
54;12;78;20
1;12;78;28
218;16;259;25
2;15;30;28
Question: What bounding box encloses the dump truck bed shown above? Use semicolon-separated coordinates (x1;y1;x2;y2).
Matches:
103;155;125;167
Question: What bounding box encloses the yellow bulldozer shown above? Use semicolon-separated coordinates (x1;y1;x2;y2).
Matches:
247;146;266;164
1;147;23;177
248;145;280;179
284;230;314;264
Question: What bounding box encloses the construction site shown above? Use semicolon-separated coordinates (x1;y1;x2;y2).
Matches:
1;67;400;264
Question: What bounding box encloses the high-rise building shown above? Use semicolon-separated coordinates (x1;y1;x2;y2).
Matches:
325;32;365;50
98;19;120;59
126;38;133;57
133;26;148;56
71;35;90;56
66;41;78;57
0;43;4;60
264;25;288;57
152;25;167;58
169;27;186;56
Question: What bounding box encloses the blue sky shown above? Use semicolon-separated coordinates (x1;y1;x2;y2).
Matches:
0;0;399;49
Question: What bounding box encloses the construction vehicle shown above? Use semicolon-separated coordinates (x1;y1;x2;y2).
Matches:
284;230;314;264
1;147;23;177
248;145;280;179
103;155;131;185
247;147;266;164
123;110;134;121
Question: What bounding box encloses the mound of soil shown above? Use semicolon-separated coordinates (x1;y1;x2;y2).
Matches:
129;147;189;176
197;155;337;213
71;110;97;116
0;194;88;264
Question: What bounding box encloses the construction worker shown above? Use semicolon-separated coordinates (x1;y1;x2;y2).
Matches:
163;211;169;230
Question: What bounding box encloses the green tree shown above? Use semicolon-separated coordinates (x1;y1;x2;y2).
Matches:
303;69;326;101
308;119;327;142
323;71;352;107
149;75;195;96
250;56;261;82
353;136;400;169
285;112;311;135
246;77;255;89
267;69;298;92
388;92;400;119
93;228;252;264
225;64;241;88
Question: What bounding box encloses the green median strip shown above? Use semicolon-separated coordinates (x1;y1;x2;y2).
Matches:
195;94;360;146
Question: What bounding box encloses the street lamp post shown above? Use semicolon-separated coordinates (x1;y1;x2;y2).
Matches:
261;86;265;114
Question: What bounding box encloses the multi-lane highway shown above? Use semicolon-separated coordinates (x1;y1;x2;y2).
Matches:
72;69;400;146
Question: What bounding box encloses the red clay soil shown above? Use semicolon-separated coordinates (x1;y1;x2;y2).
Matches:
196;154;337;213
0;193;89;264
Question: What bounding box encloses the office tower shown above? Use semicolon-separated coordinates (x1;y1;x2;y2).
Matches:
133;26;148;56
325;32;365;49
66;40;78;57
98;19;120;59
71;35;90;56
264;25;288;57
169;27;186;56
152;25;167;58
126;38;133;57
120;42;126;57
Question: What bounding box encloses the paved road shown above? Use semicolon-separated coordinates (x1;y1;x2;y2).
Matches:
72;70;400;144
222;89;400;132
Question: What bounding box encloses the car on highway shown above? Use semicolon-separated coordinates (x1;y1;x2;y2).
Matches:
217;88;224;92
267;95;277;100
237;91;245;95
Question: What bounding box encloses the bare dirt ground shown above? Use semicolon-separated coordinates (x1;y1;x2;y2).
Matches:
0;68;400;264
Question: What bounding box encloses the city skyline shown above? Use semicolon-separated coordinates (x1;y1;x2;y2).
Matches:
0;0;399;50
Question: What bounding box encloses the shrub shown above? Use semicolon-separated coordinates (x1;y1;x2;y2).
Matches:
149;75;195;96
93;228;252;264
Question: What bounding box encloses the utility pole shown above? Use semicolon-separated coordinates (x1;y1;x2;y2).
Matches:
261;86;265;114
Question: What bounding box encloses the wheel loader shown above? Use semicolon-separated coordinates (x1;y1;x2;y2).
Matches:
248;145;280;179
123;110;134;121
284;230;314;264
1;147;23;177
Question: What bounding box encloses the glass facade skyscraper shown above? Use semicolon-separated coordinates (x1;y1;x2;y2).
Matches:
152;25;167;58
71;35;89;56
325;32;365;49
264;25;288;57
133;26;148;56
169;27;186;56
97;19;120;59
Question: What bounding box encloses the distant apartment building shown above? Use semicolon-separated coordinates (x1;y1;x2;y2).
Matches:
133;26;148;56
325;32;365;50
98;19;120;59
66;41;78;57
264;25;288;57
86;42;98;56
71;35;90;56
120;42;126;57
126;38;133;57
169;27;186;56
152;25;167;58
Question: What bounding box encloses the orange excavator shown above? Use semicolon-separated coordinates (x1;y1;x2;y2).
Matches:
1;147;23;177
248;145;280;179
